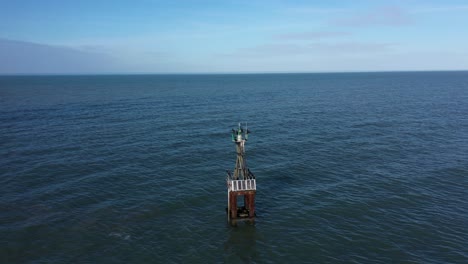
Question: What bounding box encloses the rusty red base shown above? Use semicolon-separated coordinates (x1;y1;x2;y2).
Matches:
228;190;256;219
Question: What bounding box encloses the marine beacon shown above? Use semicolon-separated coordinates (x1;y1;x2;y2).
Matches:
226;123;256;220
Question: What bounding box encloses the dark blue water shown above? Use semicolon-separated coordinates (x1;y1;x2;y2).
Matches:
1;72;467;263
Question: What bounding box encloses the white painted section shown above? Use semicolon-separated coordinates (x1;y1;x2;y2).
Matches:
227;179;256;192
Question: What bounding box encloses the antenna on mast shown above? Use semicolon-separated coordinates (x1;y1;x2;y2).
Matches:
245;122;248;140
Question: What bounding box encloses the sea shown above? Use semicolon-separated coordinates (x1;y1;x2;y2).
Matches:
1;72;467;263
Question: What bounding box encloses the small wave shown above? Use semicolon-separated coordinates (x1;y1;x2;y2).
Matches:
108;232;131;240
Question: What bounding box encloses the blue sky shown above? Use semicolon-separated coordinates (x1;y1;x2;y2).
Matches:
1;0;468;74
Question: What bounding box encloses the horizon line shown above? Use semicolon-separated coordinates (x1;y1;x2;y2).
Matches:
1;69;468;77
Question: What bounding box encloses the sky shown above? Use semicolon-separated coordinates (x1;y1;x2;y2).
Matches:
1;0;468;74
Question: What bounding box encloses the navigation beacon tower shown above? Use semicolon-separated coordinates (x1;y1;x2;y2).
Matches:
226;123;256;220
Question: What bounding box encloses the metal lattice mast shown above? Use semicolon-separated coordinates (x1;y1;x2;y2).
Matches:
233;123;249;180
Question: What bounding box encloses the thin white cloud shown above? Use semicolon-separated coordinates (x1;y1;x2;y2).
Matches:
309;42;395;53
410;5;468;14
236;43;310;57
275;31;351;40
286;7;350;14
331;6;412;27
225;41;395;58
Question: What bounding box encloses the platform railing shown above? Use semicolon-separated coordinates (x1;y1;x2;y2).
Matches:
227;179;256;192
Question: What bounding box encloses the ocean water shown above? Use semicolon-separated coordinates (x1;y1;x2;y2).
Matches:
1;72;467;263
